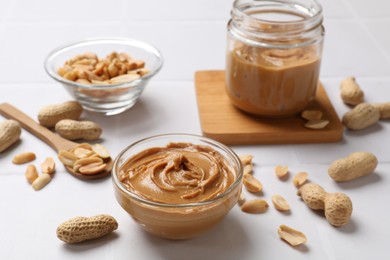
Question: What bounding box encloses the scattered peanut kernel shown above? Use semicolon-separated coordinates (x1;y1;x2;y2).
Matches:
92;144;110;159
58;150;78;167
241;199;269;214
25;164;39;184
275;165;289;179
293;172;308;187
301;110;323;121
304;119;330;129
41;157;56;175
243;163;253;175
272;194;290;212
12;152;36;164
278;225;307;247
243;173;263;193
32;173;51;191
239;155;253;165
238;189;245;205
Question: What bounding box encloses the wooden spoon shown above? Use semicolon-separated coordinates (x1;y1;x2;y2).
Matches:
0;102;112;180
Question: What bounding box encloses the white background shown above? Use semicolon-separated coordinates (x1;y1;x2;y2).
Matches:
1;0;390;259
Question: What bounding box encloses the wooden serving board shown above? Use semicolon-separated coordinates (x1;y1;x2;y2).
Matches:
194;70;343;145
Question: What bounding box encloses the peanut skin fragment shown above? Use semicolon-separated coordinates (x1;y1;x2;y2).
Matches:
278;225;307;247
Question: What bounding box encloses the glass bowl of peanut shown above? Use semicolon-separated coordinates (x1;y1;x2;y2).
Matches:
44;38;163;116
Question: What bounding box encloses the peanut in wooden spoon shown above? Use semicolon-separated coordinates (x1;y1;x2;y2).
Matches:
0;102;112;180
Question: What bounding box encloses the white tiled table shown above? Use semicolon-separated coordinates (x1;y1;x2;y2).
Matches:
1;1;389;259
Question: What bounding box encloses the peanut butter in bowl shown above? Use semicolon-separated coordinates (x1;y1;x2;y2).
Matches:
112;134;243;239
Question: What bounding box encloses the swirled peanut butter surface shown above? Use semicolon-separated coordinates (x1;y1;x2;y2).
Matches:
119;142;236;204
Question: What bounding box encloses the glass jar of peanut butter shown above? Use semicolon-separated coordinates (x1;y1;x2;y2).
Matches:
226;0;324;117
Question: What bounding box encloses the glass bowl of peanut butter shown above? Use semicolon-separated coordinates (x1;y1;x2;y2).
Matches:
112;134;243;239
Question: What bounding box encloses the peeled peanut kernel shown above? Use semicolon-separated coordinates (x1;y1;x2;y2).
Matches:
239;155;253;165
110;74;140;84
304;120;330;129
272;194;290;211
73;157;103;172
78;162;107;175
91;144;110;159
293;172;308;187
41;157;56;175
278;225;307;247
72;143;92;151
58;150;78;167
241;199;269;214
25;164;39;184
243;173;263;193
32;173;51;191
275;165;289;179
74;147;93;158
238;189;245;205
301;110;323;121
12;152;36;164
58;143;110;175
243;163;253;175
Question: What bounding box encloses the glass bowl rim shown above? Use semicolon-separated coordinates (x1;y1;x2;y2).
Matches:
43;37;164;90
112;133;243;208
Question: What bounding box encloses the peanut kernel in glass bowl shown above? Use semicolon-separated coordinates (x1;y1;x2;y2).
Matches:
57;51;149;85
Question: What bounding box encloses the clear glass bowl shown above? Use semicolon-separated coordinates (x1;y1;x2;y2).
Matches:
112;134;243;239
44;38;163;116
